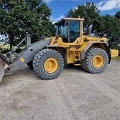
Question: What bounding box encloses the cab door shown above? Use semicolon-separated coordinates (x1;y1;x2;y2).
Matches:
69;20;80;43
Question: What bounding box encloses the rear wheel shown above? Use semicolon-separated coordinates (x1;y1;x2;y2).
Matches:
33;49;64;80
81;48;108;73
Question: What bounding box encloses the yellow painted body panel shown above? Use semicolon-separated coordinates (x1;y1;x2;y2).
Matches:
47;17;118;65
110;49;119;58
66;48;80;64
50;37;82;47
50;36;108;48
83;36;108;43
49;36;109;64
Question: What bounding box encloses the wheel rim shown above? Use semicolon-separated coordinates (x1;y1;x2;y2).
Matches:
92;55;104;68
44;58;58;73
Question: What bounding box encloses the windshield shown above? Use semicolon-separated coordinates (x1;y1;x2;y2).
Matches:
55;19;80;43
55;20;68;38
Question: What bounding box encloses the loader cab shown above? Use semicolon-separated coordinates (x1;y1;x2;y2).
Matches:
55;17;84;43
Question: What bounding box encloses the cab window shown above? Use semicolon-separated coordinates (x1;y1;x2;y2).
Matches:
70;20;80;43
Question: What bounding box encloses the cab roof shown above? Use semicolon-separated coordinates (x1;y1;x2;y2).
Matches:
55;17;84;25
64;17;84;21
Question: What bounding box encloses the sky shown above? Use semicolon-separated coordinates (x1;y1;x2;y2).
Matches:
43;0;120;22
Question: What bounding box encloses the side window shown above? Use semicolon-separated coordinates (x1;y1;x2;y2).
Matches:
70;21;80;43
61;26;68;38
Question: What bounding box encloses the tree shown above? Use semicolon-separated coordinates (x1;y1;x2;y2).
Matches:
66;2;100;26
0;1;6;35
0;0;55;49
102;15;120;45
115;11;120;19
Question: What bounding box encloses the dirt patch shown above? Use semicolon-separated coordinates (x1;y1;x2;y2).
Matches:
0;60;120;120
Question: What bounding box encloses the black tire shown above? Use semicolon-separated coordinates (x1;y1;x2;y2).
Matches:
33;49;64;80
27;61;33;69
81;48;108;74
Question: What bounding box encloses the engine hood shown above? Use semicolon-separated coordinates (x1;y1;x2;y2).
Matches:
83;35;108;43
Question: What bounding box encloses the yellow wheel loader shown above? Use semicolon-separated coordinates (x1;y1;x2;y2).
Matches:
0;17;118;81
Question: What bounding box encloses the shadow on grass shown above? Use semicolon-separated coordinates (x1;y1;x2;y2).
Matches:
112;56;120;61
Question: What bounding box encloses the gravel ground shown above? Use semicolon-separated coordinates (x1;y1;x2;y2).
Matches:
0;60;120;120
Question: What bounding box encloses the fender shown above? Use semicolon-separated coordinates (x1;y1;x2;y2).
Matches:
81;42;111;63
81;43;93;60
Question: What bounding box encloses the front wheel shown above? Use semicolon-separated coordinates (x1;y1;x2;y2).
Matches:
81;48;108;74
33;49;64;80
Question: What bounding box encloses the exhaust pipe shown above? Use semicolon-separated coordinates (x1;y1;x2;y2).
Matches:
88;24;93;36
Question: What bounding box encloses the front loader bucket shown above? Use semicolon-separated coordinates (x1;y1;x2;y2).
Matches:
0;58;5;82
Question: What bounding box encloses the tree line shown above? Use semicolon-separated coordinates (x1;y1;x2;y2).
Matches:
0;1;120;49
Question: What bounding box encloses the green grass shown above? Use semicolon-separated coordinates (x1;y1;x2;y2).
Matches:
0;44;25;53
112;56;120;61
0;44;10;53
